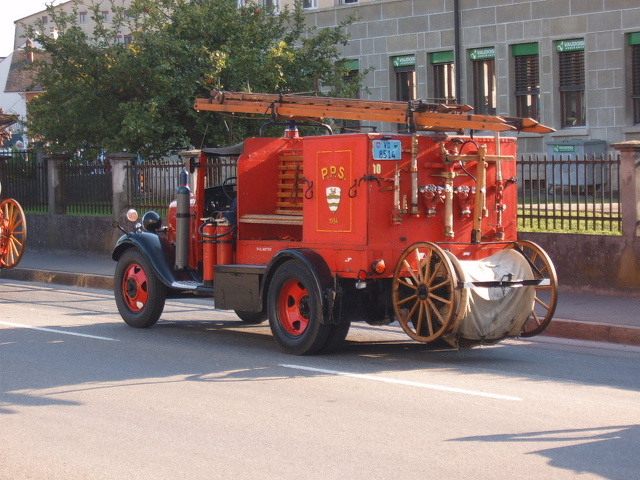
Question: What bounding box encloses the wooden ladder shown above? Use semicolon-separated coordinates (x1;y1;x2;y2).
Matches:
275;151;304;215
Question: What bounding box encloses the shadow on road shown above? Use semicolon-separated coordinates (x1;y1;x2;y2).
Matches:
450;425;640;480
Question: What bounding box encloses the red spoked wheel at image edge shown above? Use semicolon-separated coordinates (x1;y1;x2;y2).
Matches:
0;198;27;269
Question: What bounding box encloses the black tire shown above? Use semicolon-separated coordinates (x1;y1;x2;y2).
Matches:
114;248;166;328
319;322;351;353
267;261;330;355
235;310;268;324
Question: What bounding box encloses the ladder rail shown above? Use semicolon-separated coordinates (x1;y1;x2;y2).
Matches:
194;90;554;134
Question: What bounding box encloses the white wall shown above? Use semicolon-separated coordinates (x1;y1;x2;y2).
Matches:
0;53;27;125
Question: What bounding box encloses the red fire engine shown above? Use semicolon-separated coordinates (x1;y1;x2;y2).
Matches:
112;91;557;354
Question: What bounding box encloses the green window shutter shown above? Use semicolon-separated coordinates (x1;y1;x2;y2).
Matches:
430;51;454;64
512;42;538;57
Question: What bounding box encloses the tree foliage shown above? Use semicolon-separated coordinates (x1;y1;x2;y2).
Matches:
0;108;18;145
25;0;364;158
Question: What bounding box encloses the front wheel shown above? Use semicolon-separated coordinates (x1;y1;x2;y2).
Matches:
114;248;166;328
267;261;330;355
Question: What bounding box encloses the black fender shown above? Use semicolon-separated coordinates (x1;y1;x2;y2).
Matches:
262;249;338;324
112;232;179;289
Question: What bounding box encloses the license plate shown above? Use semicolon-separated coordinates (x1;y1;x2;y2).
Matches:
372;140;402;160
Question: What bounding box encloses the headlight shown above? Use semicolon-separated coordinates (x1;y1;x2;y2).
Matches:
142;211;163;232
126;209;139;222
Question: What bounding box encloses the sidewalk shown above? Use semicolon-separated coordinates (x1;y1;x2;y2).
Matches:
2;249;640;347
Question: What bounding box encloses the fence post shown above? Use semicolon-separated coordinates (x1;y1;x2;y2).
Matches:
612;141;640;238
45;153;70;214
611;141;640;286
108;152;137;219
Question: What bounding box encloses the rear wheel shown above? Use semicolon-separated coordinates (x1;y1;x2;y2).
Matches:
509;241;558;337
267;261;330;355
320;322;351;353
235;310;268;324
114;248;166;328
392;242;458;343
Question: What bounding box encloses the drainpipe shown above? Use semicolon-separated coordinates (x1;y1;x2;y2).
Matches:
454;0;462;104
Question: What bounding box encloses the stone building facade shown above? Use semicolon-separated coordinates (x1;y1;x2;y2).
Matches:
299;0;640;154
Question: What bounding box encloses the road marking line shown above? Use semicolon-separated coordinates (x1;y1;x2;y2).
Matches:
280;364;521;401
0;321;119;341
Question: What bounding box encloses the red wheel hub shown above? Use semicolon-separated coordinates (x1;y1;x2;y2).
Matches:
278;279;310;336
122;263;148;311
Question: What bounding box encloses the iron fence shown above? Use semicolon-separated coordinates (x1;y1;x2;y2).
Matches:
0;150;48;213
124;156;238;218
59;162;112;215
517;153;621;234
0;150;623;235
125;160;185;218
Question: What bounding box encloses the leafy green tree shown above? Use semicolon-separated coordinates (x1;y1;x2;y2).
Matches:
0;108;18;146
25;0;365;158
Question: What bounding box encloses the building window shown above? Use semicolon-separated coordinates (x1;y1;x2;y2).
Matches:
393;55;416;102
557;39;585;127
343;0;359;4
470;47;496;115
79;11;87;23
512;43;540;120
393;55;416;131
262;0;279;10
42;16;48;24
336;59;361;131
102;11;110;22
430;51;456;104
630;33;640;124
303;0;317;9
124;35;132;45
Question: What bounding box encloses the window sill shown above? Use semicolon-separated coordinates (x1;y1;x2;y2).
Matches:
550;127;590;137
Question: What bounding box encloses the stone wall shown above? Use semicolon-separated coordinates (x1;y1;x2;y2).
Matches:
520;232;640;297
25;213;122;256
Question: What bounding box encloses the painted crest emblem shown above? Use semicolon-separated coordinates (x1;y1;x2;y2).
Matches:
326;186;341;213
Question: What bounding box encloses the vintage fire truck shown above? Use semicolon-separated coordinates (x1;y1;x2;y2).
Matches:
0;181;27;269
112;91;557;354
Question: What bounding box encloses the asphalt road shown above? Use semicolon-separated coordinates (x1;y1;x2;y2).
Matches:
1;279;640;479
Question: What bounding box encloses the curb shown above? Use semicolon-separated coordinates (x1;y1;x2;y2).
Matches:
0;268;113;291
541;318;640;347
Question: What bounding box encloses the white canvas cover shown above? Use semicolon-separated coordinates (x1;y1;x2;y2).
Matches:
449;249;536;341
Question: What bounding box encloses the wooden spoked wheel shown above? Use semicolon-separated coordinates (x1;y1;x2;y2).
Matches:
509;240;558;337
0;198;27;269
392;242;459;342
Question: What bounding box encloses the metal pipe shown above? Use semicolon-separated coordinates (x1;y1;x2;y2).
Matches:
175;169;191;270
411;134;419;215
494;132;505;240
472;144;487;243
443;173;455;238
392;162;402;224
454;0;462;104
